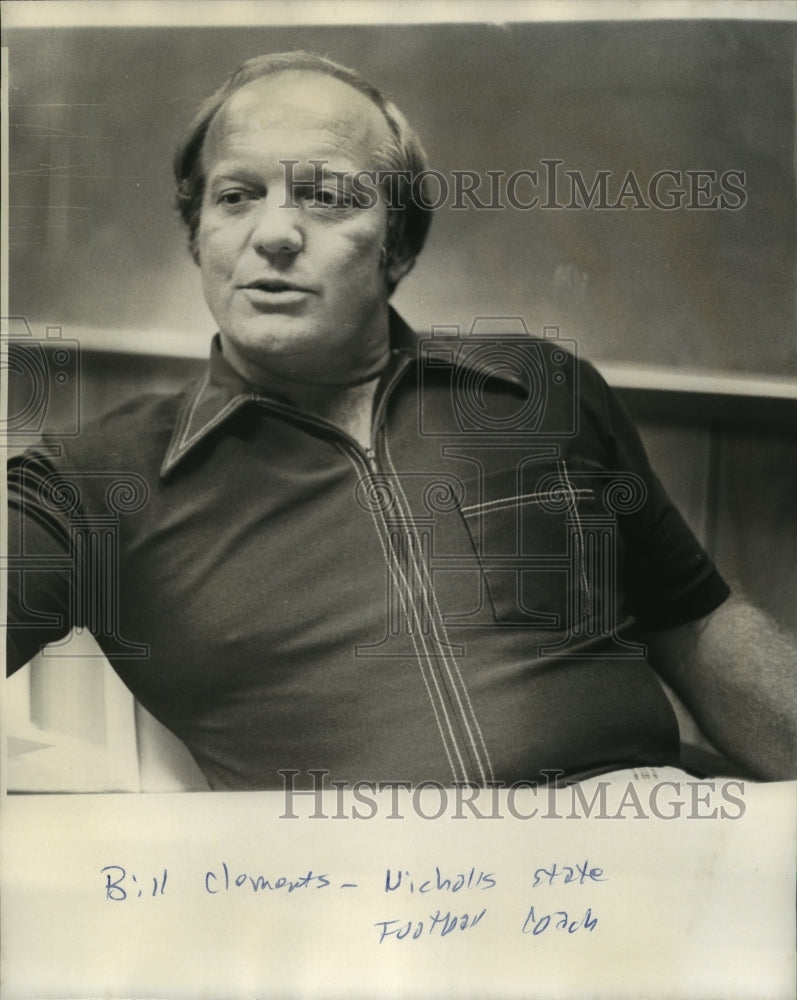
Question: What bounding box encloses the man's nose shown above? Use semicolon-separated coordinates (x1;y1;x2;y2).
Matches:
250;192;303;257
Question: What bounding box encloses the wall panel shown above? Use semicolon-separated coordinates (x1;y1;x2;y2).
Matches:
712;430;797;631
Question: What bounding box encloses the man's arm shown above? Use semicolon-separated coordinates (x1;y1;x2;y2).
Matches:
6;449;75;674
645;596;797;781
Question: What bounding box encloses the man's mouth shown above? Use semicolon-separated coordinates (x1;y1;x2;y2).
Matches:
241;279;312;293
238;279;314;307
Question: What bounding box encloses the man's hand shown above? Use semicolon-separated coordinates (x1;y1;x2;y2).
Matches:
645;596;797;781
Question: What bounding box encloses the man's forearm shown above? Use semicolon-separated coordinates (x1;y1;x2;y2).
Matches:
646;597;797;781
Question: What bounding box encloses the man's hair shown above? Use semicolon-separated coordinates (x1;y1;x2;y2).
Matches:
173;50;434;290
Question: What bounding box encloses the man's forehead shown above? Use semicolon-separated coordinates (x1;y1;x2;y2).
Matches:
206;71;393;162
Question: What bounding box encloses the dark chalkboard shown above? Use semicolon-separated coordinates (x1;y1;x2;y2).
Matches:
5;20;796;376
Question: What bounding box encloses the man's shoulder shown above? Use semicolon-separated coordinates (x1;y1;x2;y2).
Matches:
7;385;199;524
408;323;612;438
409;322;607;388
43;386;193;477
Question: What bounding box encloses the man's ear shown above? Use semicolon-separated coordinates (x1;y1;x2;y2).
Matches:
190;232;201;267
385;253;416;289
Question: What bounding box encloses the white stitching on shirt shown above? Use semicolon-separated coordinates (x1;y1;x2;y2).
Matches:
558;459;591;613
384;438;495;786
338;447;467;784
461;489;593;518
164;378;260;474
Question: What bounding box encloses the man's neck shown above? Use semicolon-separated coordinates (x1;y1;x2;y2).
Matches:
286;377;381;450
218;332;392;450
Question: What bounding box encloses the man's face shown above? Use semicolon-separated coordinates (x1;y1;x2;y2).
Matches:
197;71;400;387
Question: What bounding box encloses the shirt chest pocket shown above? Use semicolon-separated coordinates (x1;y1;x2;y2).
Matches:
454;462;617;630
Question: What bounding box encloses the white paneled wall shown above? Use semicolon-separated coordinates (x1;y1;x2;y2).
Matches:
5;631;207;792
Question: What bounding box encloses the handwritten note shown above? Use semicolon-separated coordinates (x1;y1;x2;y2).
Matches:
2;770;795;999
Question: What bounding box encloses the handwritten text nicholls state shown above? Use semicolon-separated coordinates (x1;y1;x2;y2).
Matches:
102;858;606;943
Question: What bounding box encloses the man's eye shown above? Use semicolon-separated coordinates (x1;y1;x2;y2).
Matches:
217;190;254;207
305;187;352;209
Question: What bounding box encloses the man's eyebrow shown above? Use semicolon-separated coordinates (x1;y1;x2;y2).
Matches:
290;170;358;187
206;163;263;183
207;161;362;184
285;159;361;176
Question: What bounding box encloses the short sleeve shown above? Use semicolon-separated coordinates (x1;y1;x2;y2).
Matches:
587;367;731;630
6;447;75;673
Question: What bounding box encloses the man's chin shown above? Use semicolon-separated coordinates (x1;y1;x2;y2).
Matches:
229;321;322;356
219;325;332;382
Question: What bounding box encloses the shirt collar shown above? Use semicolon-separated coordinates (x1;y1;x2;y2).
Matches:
160;308;526;479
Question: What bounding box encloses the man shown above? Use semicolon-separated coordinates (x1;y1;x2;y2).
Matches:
6;52;797;789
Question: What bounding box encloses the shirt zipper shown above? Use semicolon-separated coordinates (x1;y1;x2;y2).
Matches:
252;352;413;476
253;357;490;786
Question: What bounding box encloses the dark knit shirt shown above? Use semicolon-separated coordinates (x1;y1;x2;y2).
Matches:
6;313;730;788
